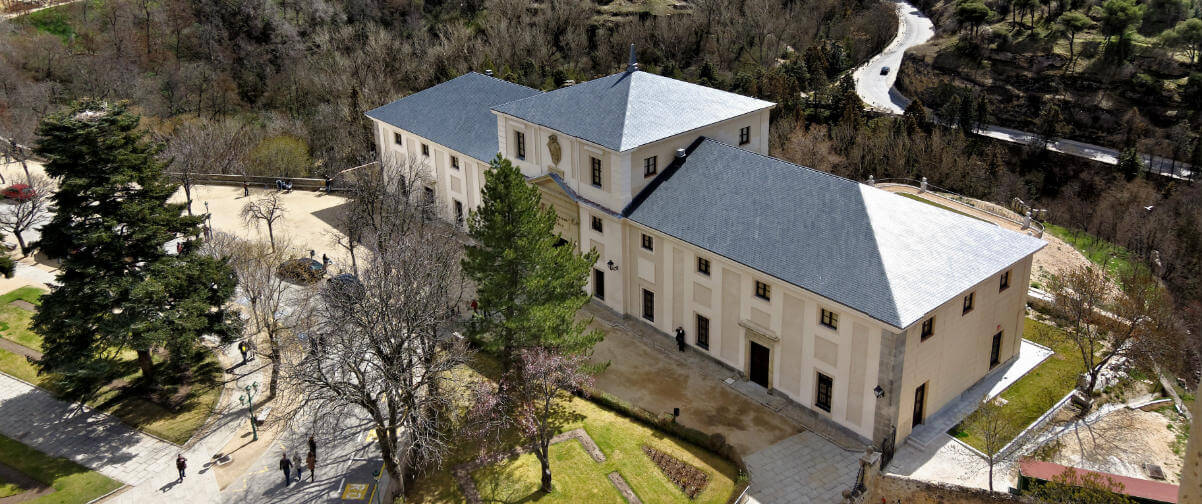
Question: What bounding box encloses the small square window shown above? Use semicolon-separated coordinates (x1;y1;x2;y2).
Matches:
515;131;526;159
820;309;838;330
642;289;654;322
643;156;657;177
451;156;459;170
815;373;833;413
641;233;653;251
421;143;430;157
591;215;603;233
393;132;403;145
999;270;1011;291
739;126;750;145
963;292;975;315
590;157;602;187
695;314;710;350
920;317;935;341
697;257;710;276
754;281;771;301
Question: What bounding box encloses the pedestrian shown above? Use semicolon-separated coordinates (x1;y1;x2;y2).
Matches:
243;181;250;197
321;253;329;268
238;340;250;364
306;450;316;482
674;327;686;352
324;176;332;193
292;453;303;482
280;452;292;486
175;453;187;482
275;179;284;191
308;435;316;458
470;299;478;312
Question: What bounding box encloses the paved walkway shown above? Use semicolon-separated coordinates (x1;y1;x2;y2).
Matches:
744;432;861;504
0;373;177;485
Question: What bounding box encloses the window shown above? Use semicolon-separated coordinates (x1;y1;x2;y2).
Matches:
999;270;1011;291
962;292;975;315
697;257;710;276
695;314;710;350
920;317;935;341
641;233;653;251
515;131;526;159
739;126;751;145
642;289;654;322
820;309;838;330
990;331;1003;368
393;132;403;146
594;269;605;300
451;156;460;170
453;200;464;224
590;157;602;187
421;143;429;157
591;215;603;233
754;281;771;301
643;156;657;177
815;373;833;413
423;186;435;203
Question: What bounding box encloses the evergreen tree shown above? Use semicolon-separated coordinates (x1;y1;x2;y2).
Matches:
462;155;601;366
32;100;239;398
1117;147;1144;180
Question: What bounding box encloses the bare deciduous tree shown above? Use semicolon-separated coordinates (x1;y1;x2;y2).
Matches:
241;193;285;252
0;174;53;255
961;398;1021;492
163;117;249;215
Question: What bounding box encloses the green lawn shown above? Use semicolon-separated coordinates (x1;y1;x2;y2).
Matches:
20;4;75;41
1043;223;1138;279
951;319;1086;451
0;476;24;499
0;286;46;351
0;287;223;445
0;434;122;503
898;193;990;223
409;358;739;504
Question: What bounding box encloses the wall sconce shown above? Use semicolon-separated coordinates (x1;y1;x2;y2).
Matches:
607;260;618;271
873;386;885;399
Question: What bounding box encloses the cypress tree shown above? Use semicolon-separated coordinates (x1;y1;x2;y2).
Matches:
32;100;239;398
462;155;600;366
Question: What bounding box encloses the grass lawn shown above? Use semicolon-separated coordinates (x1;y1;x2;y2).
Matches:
0;476;24;499
0;433;122;503
897;193;990;223
0;286;46;351
1043;223;1138;279
0;287;223;445
19;3;76;41
408;357;740;504
951;318;1086;451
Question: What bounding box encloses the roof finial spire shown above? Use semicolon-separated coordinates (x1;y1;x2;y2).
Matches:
627;44;638;72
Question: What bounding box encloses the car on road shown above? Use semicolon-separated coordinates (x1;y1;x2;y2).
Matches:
2;184;37;202
277;257;325;284
880;66;890;76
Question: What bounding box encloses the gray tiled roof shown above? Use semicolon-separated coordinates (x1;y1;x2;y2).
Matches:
625;138;1046;329
365;73;540;162
491;70;774;152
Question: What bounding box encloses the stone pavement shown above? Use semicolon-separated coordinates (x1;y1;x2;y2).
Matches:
744;432;861;504
0;373;178;486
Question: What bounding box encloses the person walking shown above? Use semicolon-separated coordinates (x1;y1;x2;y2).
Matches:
292;453;303;482
279;453;292;486
306;450;316;482
238;340;250;364
242;181;250;197
176;454;187;482
674;327;686;352
308;435;316;457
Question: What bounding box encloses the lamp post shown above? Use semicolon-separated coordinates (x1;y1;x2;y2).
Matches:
239;381;260;441
203;201;212;239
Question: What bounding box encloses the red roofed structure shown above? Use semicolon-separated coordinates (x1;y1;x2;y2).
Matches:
1019;459;1179;504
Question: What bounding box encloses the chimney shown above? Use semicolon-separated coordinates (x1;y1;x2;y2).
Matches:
675;148;686;159
484;69;494;76
627;44;638;72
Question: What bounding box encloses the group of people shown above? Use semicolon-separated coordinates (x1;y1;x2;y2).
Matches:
280;435;318;486
239;175;334;197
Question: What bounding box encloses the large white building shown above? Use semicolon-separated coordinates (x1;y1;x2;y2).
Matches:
365;61;1046;448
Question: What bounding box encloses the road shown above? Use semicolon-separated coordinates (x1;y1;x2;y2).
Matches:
850;0;1194;180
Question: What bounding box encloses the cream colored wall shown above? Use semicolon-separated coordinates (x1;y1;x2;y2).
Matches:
370;119;489;220
621;220;889;439
580;205;626;313
894;255;1035;441
626;110;771;198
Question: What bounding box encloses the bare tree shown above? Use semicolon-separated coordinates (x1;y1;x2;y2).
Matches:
961;398;1021;492
163;117;249;215
241;193;285;251
0;175;53;255
286;208;467;499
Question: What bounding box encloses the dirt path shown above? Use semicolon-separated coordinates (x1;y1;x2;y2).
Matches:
1049;408;1184;484
0;338;38;361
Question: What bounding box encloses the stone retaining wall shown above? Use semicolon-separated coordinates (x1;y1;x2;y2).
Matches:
863;471;1030;504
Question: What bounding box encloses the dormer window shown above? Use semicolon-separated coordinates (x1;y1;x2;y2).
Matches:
643;156;657;177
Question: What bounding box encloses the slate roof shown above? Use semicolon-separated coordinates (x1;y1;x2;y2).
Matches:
491;70;774;152
365;72;540;163
624;138;1047;329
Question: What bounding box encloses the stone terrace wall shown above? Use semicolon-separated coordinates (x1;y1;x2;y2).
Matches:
863;471;1031;504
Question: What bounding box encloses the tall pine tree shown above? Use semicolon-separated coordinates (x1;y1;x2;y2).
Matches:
33;100;239;398
463;155;600;365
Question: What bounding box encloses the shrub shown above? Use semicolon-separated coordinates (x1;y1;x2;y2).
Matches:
643;444;710;499
0;254;14;279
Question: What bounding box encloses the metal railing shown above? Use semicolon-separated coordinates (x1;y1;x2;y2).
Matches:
165;161;379;192
871;177;1045;238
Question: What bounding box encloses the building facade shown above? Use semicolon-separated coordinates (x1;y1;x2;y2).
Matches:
365;63;1045;447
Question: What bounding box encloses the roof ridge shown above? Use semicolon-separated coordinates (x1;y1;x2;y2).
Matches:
697;137;863;187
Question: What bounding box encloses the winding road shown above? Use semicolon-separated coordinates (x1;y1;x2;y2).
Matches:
851;0;1193;180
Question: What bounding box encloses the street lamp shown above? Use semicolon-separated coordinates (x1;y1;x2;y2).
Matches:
203;201;213;239
239;381;260;441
